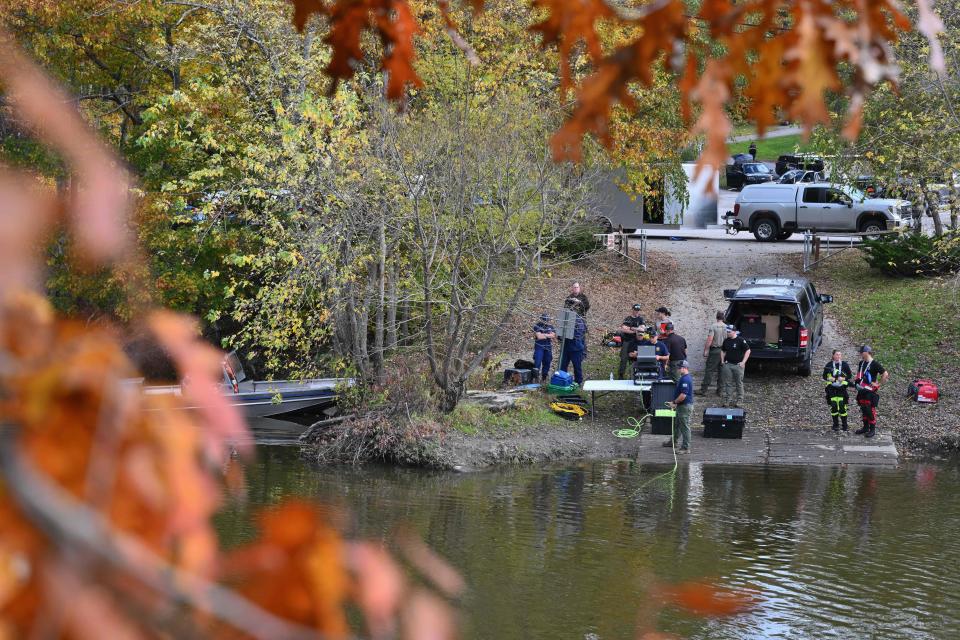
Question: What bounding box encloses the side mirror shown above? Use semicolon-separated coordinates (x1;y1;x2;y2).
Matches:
723;289;736;300
820;294;833;303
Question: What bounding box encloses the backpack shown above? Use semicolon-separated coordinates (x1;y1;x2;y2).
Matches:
907;379;939;403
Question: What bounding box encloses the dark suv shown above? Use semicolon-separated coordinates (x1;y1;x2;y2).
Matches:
726;160;775;190
722;277;832;375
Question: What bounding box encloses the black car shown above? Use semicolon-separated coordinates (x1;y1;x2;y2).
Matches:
722;277;832;376
775;154;825;176
726;160;775;190
778;169;824;184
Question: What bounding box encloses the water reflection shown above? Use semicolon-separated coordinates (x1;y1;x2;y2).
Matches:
216;449;960;640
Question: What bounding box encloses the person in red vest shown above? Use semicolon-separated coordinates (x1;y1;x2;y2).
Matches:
854;346;888;438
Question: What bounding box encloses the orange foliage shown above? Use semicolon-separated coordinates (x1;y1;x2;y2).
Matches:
0;24;458;639
221;502;349;636
287;0;928;169
654;580;759;617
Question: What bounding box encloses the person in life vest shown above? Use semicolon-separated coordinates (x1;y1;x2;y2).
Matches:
822;349;853;432
854;345;888;438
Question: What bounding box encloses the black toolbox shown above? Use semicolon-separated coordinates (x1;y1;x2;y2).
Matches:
702;407;745;439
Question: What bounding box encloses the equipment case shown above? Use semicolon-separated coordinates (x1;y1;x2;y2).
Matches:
702;407;745;439
503;368;534;385
649;380;676;434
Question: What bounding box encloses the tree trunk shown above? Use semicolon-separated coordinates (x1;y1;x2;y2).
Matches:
928;192;944;236
951;186;959;231
386;263;398;350
438;378;464;413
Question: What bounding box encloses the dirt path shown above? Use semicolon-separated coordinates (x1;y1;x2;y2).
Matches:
658;237;861;433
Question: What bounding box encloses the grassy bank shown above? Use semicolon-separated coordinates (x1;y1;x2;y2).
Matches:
819;251;960;376
729;134;813;162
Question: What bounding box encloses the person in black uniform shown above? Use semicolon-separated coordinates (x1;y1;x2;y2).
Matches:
618;304;645;379
662;322;688;382
566;281;590;316
854;345;888;438
822;349;853;432
720;325;750;407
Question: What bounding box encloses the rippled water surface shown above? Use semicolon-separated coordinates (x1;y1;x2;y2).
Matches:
216;447;960;639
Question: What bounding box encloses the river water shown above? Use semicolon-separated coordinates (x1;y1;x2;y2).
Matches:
216;445;960;639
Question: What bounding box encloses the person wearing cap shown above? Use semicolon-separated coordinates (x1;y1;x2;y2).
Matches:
662;322;688;382
652;330;670;378
823;349;853;432
720;325;751;408
618;304;646;379
532;313;556;382
565;281;590;316
654;306;673;336
701;311;727;396
854;345;888;438
662;360;694;453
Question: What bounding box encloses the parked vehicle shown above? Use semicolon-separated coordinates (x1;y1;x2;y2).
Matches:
854;175;884;198
141;352;348;421
778;169;824;184
775;154;825;176
726;161;776;190
726;182;909;241
722;277;832;376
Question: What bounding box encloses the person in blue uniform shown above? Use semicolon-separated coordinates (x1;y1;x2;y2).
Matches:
559;314;587;386
662;360;694;453
532;314;556;382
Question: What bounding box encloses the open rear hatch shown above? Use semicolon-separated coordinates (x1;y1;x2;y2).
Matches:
727;301;801;355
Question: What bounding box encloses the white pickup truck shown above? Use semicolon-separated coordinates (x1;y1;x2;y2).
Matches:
726;183;909;241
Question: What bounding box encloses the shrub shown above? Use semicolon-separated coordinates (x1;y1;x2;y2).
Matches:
548;219;607;259
861;231;960;277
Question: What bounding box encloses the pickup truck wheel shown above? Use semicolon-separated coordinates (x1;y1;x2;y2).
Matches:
858;218;884;239
752;218;780;242
777;230;794;240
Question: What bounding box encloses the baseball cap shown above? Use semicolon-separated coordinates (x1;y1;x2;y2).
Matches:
725;324;738;332
632;303;642;311
656;306;670;314
664;322;674;331
859;345;873;353
679;360;690;369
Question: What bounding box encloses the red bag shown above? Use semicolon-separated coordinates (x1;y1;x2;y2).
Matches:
908;379;939;403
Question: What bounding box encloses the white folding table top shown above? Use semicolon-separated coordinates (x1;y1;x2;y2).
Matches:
582;379;655;392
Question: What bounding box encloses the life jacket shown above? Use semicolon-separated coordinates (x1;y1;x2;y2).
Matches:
550;401;589;420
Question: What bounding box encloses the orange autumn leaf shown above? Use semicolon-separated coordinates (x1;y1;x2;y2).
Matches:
221;501;349;636
376;0;424;100
325;0;423;99
655;581;758;617
786;3;841;132
289;0;326;32
349;542;406;638
529;0;614;93
551;0;686;162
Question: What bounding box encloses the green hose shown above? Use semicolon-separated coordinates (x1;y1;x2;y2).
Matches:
632;404;679;495
612;415;647;438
